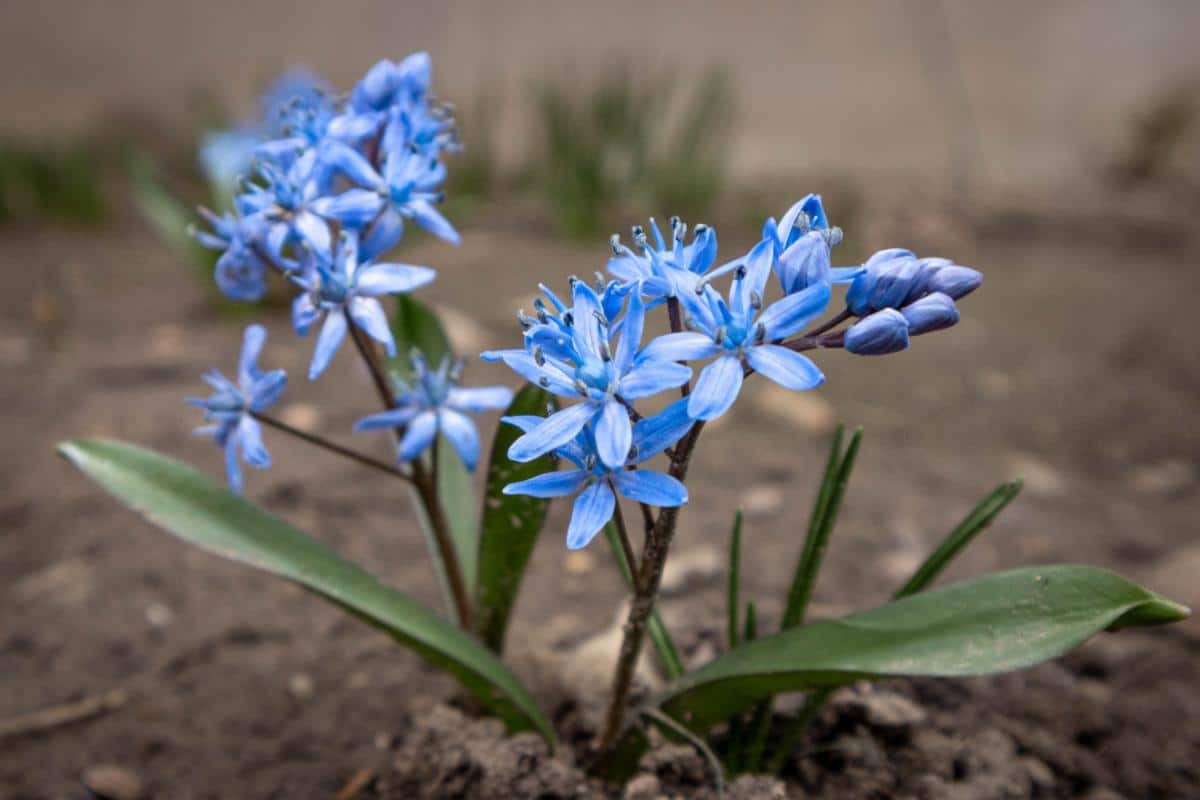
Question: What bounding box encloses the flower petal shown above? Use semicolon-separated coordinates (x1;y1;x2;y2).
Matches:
354;407;419;432
224;438;244;494
361;209;405;261
312;189;384;230
309;311;348;379
745;345;825;390
438;408;481;471
594;398;633;469
566;482;615;550
636;332;721;364
507;402;596;462
237;416;271;469
502;469;590;498
355;262;437;296
618;360;692;400
398;410;438;462
612;469;688;507
408;198;459;244
348;296;395;356
630;397;693;463
448;385;514;412
756;282;831;341
239;324;268;386
613;290;645;373
322;139;383;187
687;354;744;421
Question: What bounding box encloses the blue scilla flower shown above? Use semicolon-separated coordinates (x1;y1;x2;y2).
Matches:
193;208;271;301
187;325;287;493
235;148;330;265
845;250;981;316
641;238;831;421
482;280;691;469
353;354;512;471
291;232;436;379
313;141;458;251
500;404;691;549
606;216;718;300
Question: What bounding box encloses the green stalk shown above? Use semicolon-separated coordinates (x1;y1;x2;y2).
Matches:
727;510;744;650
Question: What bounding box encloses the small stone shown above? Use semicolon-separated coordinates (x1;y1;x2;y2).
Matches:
563;550;594;576
1005;451;1066;497
144;602;171;630
754;384;836;433
82;764;144;800
728;775;788;799
1128;458;1195;496
622;773;661;800
346;671;371;690
149;324;186;359
287;672;315;700
659;546;722;594
279;403;322;431
741;484;783;517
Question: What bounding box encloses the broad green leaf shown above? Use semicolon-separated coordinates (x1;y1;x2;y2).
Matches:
387;295;478;604
655;565;1187;733
474;384;558;652
58;439;554;744
602;522;684;680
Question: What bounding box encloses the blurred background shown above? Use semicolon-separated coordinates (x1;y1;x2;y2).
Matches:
2;1;1198;797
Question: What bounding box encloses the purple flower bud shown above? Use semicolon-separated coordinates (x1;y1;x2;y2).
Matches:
902;292;959;335
845;253;920;316
845;309;910;355
927;265;982;300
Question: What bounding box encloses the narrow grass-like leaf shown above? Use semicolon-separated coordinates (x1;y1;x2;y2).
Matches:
595;564;1191;776
781;427;861;630
474;384;557;652
895;480;1023;598
58;439;555;743
603;523;684;680
727;509;743;650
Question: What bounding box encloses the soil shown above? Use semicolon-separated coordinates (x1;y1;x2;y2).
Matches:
2;185;1198;799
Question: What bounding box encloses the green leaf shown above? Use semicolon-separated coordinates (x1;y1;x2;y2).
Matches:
58;439;554;744
125;149;214;272
387;295;478;607
895;480;1023;598
603;523;685;680
474;384;558;652
781;427;861;630
726;509;743;650
652;565;1187;734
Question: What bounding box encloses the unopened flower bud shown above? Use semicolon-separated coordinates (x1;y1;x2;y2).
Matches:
927;265;982;300
902;292;959;335
845;309;910;355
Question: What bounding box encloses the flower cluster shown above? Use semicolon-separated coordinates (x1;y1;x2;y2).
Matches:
491;195;981;547
188;57;508;493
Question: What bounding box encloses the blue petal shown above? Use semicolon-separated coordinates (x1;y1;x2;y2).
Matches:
613;290;644;373
636;332;721;363
566;482;615;550
292;293;320;335
735;237;775;316
687;355;744;421
239;324;267;386
508;402;596;462
322;140;383;187
618;360;692;400
631;397;693;463
845;309;910;355
503;469;590;499
685;225;717;274
249;370;287;411
594;398;632;469
354;407;419;432
439;409;481;471
361;209;405;261
775;232;831;295
756;282;831;341
500;415;544;434
569;280;605;357
927;265;982;300
309;311;347;379
830;266;865;284
448;386;514;412
612;469;688;507
237;416;271;468
398;410;438;462
355;263;436;296
348;297;395;356
293;210;331;253
488;350;580;398
745;345;825;391
224;438;244;494
408;199;459;244
312;189;385;230
902;292;959;334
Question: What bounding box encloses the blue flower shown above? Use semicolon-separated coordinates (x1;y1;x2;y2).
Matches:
193;208;271;301
606;216;717;299
313;141;458;250
640;238;831;421
291;232;436;379
500;402;692;549
235;148;330;266
354;355;512;471
482;279;691;469
845;250;981;316
186;325;287;493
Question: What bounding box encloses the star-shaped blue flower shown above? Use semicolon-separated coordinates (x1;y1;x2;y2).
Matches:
187;325;287;493
606;216;717;300
291;232;436;379
353;354;512;471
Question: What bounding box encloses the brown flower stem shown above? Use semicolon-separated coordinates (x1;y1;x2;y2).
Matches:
346;317;473;629
251;412;411;483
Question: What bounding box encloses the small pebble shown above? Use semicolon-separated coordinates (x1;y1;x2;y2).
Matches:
741;485;784;517
288;672;315;700
82;764;144;800
563;550;594;576
144;602;171;630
